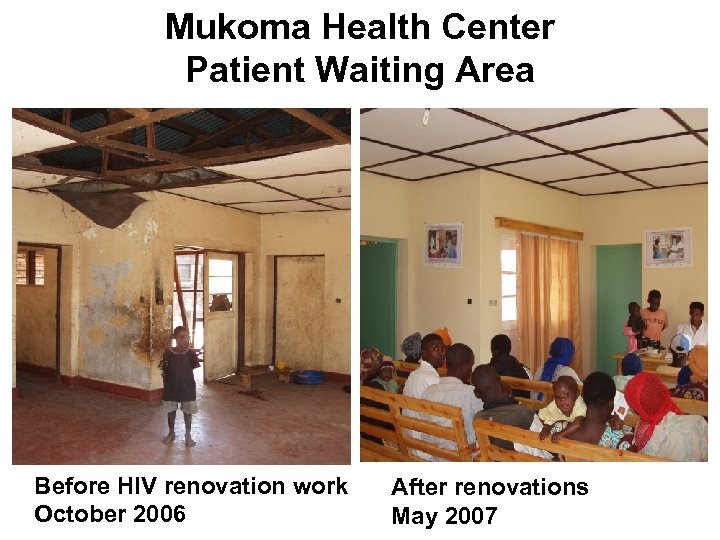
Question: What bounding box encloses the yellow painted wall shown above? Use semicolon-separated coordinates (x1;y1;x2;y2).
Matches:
260;211;350;374
361;170;584;362
360;171;707;374
12;188;351;389
580;184;708;367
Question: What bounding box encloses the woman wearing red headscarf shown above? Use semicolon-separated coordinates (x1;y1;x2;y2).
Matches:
624;372;707;461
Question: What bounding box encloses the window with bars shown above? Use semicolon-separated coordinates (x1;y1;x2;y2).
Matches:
501;246;517;323
16;250;45;286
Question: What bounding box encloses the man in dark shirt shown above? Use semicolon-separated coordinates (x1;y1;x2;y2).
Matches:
472;364;536;450
488;334;530;399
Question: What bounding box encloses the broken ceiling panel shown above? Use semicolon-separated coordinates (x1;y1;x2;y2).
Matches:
51;191;147;229
12;108;351;214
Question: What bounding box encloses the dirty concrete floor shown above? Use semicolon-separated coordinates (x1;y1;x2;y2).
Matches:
12;369;350;465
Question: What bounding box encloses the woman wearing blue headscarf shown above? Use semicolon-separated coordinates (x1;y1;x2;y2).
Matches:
533;337;581;399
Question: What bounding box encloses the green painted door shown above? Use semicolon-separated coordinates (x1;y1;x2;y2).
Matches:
596;244;642;375
360;239;397;357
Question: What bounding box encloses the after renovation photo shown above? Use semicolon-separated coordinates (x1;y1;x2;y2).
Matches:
12;108;351;465
360;108;707;462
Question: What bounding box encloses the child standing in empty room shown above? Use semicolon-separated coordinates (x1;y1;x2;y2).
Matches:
158;326;201;447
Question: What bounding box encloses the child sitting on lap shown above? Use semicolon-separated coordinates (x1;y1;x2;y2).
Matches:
538;376;586;442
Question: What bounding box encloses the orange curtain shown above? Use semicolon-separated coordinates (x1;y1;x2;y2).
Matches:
516;232;582;377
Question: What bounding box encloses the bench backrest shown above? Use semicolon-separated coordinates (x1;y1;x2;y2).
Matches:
473;418;668;462
392;360;446;387
360;386;474;462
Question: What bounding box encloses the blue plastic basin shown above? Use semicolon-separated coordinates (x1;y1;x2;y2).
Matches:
293;370;325;385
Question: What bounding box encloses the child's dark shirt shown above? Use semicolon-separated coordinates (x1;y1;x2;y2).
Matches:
160;348;200;402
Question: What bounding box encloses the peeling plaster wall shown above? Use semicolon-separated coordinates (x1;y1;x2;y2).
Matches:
15;248;58;369
260;211;350;375
12;190;83;388
12;188;348;391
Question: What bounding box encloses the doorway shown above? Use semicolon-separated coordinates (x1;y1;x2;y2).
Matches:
273;255;325;370
173;248;244;382
360;238;397;356
596;244;642;374
15;244;61;380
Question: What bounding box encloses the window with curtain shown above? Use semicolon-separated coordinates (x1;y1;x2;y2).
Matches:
516;232;581;377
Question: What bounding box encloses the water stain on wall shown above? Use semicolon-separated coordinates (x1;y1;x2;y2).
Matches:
80;260;170;387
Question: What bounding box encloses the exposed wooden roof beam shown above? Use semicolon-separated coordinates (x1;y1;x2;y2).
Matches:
121;108;152;118
282;108;350;143
90;137;204;167
201;139;340;167
13;108;83;142
85;108;198;138
157;118;208;137
180;109;282;153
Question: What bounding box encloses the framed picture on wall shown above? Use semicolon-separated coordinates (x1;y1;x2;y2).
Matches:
645;227;692;267
425;223;463;267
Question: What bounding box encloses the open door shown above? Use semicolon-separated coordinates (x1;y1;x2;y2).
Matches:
203;251;238;381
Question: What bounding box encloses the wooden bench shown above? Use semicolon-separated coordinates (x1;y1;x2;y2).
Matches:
360;386;475;462
385;362;706;431
237;366;292;390
473;418;668;462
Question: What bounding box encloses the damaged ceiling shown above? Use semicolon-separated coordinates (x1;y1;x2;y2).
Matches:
12;108;351;226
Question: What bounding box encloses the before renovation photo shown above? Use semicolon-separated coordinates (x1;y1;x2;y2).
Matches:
359;108;708;462
12;108;351;465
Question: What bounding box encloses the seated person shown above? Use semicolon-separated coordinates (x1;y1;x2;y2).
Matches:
671;345;708;401
400;331;422;363
360;347;383;385
403;333;446;458
676;301;708;348
625;372;708;461
567;372;635;451
432;327;453;348
538;376;586;442
613;352;642;391
488;334;530;399
472;364;552;459
533;337;581;401
368;359;400;393
420;343;483;460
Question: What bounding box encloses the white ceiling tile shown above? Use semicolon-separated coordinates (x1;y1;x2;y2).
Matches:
632;162;708;187
361;108;508;152
460;108;611;131
315;197;351;209
438;135;557;166
260;171;350;199
12;169;91;189
165;182;295;204
360;139;415;167
492;154;612;182
550;174;650;195
670;108;708;130
367;155;471;180
230;200;328;213
581;135;708;170
13;119;74;156
209;144;350;179
533;109;683;150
